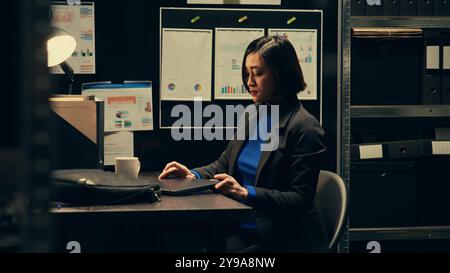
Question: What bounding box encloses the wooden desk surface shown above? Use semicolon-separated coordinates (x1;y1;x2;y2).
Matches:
49;173;252;252
50;192;251;223
51;192;249;213
51;172;251;220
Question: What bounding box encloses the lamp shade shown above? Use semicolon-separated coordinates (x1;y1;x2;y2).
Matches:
47;27;76;67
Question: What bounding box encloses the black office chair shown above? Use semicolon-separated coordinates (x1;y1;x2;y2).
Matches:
316;170;348;252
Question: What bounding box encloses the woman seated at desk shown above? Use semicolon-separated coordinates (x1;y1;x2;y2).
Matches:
159;35;328;253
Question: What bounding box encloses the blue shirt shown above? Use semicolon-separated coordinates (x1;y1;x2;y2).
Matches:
234;137;262;229
191;111;272;229
191;138;260;230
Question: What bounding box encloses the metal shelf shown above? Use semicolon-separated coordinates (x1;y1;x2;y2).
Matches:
351;105;450;118
346;3;450;250
340;0;351;254
351;16;450;28
350;226;450;241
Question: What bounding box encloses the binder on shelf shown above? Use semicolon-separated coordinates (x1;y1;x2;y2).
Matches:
435;0;450;16
441;31;450;104
351;0;367;16
387;140;419;158
432;140;450;155
424;30;441;72
350;161;416;228
417;0;434;16
384;0;401;16
443;31;450;70
422;74;441;104
442;75;450;104
400;0;417;16
419;139;450;155
435;127;450;140
416;158;450;226
352;34;422;105
351;140;420;161
367;0;383;15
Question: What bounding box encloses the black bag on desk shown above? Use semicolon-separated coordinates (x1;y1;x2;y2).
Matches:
50;169;161;206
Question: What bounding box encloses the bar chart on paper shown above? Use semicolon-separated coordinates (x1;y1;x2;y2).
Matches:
52;9;75;24
220;85;247;95
215;28;264;100
50;2;96;74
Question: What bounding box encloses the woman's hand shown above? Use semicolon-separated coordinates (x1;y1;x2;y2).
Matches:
158;161;196;179
214;173;248;202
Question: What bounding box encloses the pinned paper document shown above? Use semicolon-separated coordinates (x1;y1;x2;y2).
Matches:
161;28;212;101
268;29;318;100
214;28;264;100
104;131;134;166
49;2;95;74
82;81;154;132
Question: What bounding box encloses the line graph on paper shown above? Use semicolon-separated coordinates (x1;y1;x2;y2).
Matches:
269;29;318;100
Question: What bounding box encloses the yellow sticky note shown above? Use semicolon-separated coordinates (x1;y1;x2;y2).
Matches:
238;16;248;23
287;17;296;24
191;16;201;23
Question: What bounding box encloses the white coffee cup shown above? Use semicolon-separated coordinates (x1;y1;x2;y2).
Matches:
115;157;141;178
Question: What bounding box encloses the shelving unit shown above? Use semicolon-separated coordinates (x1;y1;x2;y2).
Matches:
351;105;450;118
351;16;450;28
343;1;450;252
339;0;352;253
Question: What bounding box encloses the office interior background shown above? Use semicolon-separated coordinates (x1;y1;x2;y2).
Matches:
1;0;450;253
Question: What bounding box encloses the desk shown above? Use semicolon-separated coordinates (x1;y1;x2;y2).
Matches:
50;191;252;252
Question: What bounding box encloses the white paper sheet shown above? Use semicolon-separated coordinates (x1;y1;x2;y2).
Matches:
426;46;440;70
50;2;96;74
82;81;153;132
268;29;318;100
161;28;212;101
215;28;264;100
104;132;134;166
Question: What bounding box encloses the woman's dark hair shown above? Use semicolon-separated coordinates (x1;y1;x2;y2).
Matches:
242;35;307;97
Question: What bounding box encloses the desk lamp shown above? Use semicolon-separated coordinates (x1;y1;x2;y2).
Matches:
47;27;77;94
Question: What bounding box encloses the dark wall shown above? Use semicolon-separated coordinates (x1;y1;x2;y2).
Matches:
51;0;339;172
3;1;19;148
